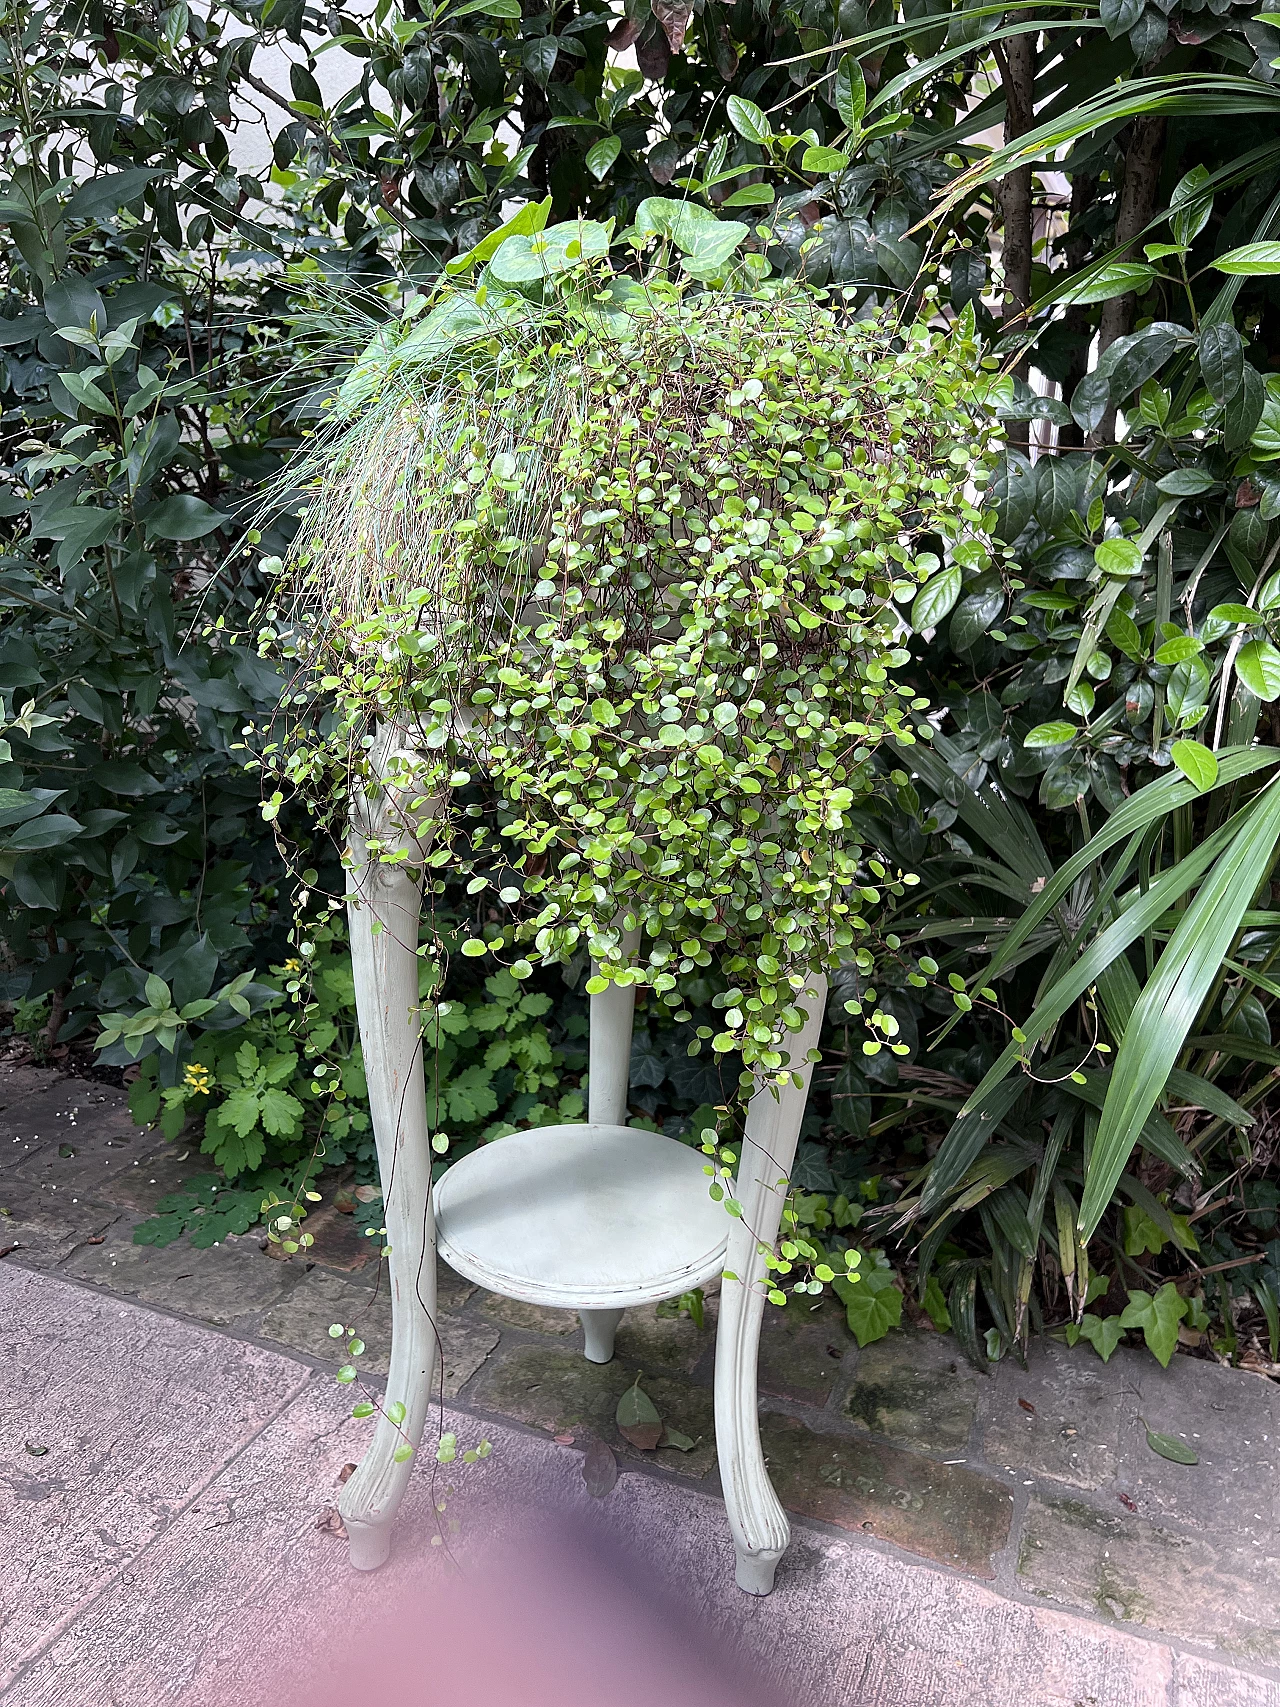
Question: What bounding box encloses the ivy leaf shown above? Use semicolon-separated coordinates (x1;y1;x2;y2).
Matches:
1118;1284;1187;1367
1077;1313;1125;1362
833;1261;902;1346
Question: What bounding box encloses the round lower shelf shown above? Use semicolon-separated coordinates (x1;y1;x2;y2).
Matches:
433;1122;729;1310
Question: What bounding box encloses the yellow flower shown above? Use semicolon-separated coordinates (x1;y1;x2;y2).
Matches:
282;957;303;974
183;1063;212;1096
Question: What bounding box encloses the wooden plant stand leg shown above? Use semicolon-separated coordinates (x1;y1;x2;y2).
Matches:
714;975;827;1596
339;757;437;1571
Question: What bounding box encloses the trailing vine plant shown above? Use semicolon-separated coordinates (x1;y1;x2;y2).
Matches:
250;202;1002;1311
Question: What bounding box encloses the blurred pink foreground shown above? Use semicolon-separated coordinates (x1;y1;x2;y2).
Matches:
295;1516;783;1707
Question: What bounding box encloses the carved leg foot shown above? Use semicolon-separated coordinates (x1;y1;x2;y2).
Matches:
735;1545;783;1597
580;1306;624;1364
340;1367;433;1572
715;977;827;1596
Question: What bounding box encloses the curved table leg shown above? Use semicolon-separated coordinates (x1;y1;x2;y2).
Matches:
714;976;827;1595
338;769;437;1570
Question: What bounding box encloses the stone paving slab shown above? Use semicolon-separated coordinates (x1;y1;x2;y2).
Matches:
985;1339;1126;1490
0;1182;122;1269
470;1342;718;1475
257;1264;500;1394
841;1330;981;1452
1020;1493;1280;1670
0;1265;309;1693
2;1266;1269;1707
60;1227;299;1326
1113;1351;1280;1543
761;1413;1015;1579
7;1256;1280;1707
1175;1655;1280;1707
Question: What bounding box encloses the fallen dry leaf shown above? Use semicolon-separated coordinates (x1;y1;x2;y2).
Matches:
582;1439;618;1499
1117;1492;1137;1512
84;1236;105;1246
553;1432;575;1445
336;1462;357;1486
315;1508;348;1539
1018;1398;1036;1415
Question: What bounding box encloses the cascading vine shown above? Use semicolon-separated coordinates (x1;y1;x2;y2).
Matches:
251;215;1002;1097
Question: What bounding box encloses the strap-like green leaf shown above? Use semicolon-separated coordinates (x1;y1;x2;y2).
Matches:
959;814;1240;1121
1080;772;1280;1236
980;746;1280;987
